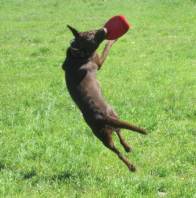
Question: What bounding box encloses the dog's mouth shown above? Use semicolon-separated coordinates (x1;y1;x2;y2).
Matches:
96;28;108;43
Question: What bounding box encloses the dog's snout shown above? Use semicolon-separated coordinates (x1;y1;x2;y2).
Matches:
96;28;107;42
100;28;107;37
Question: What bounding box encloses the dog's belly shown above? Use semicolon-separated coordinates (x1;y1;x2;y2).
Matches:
65;66;118;131
66;73;112;123
73;83;107;116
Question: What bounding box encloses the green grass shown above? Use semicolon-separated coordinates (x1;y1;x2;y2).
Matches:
0;0;195;197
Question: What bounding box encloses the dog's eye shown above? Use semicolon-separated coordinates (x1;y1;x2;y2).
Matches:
86;32;95;39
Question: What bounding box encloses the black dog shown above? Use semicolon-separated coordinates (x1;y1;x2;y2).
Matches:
62;25;146;171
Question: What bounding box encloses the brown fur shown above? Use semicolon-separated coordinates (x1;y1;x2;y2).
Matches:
62;25;147;171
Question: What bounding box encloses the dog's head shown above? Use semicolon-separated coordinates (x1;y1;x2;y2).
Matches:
67;25;107;57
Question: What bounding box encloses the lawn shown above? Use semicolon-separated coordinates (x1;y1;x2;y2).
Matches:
0;0;195;197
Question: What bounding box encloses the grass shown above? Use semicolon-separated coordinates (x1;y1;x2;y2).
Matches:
0;0;195;197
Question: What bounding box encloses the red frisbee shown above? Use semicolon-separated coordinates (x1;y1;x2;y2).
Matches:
104;15;131;40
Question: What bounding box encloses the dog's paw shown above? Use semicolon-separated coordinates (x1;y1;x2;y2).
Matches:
125;146;132;153
128;164;136;172
140;129;147;135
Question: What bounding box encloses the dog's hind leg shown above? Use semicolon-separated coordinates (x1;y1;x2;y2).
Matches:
105;117;147;135
115;129;132;153
100;128;136;172
107;109;132;152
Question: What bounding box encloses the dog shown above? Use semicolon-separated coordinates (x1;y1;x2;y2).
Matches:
62;25;147;172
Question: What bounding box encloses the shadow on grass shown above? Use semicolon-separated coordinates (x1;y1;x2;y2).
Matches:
21;169;75;186
20;168;74;182
47;169;104;185
50;170;73;182
0;162;6;171
20;165;103;186
23;169;37;180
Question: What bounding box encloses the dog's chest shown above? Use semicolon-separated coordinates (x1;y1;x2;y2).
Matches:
66;61;105;111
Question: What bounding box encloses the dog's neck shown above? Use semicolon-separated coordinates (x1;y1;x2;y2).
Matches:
69;40;94;59
70;47;90;58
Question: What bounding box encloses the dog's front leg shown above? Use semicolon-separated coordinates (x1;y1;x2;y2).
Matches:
97;40;116;70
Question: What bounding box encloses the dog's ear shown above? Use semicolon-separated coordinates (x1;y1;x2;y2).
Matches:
67;25;79;38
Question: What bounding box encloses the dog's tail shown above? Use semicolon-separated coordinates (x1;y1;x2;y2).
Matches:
105;117;147;135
